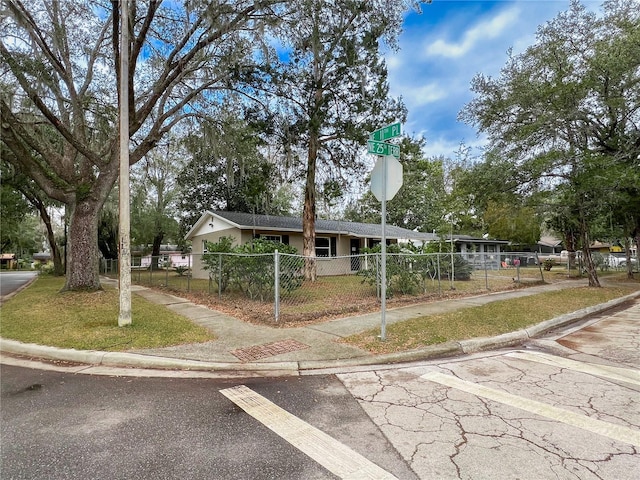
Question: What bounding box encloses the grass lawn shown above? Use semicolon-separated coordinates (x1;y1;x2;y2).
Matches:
342;285;639;354
0;276;215;351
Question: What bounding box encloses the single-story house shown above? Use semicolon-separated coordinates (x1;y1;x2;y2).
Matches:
0;253;17;269
451;235;510;269
132;245;191;269
185;211;509;278
32;252;51;266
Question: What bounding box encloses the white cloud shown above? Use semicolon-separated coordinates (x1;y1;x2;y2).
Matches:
401;82;448;107
425;6;521;59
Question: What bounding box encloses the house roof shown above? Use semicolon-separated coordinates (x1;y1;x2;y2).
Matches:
452;235;509;245
538;236;563;248
186;210;439;242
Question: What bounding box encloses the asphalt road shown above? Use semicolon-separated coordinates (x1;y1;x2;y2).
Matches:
0;271;37;298
0;367;415;480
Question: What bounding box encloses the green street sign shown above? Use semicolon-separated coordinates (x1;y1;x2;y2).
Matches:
367;139;400;158
369;122;401;141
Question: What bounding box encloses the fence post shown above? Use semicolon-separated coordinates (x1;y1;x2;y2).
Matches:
165;258;169;286
274;249;280;323
437;253;442;295
484;252;489;290
187;254;191;292
218;254;222;298
450;250;455;290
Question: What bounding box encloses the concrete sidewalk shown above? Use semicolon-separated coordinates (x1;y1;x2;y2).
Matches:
2;277;639;376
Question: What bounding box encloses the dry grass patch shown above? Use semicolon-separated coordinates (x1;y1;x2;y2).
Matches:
0;276;214;351
342;286;638;354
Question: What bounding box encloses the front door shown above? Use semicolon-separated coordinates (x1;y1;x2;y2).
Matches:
350;239;361;271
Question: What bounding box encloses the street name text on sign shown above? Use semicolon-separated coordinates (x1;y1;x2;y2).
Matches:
367;140;400;158
369;122;401;142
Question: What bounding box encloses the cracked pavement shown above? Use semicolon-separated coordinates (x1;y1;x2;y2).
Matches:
338;301;640;479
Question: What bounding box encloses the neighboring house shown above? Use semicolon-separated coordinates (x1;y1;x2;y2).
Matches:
32;252;51;267
0;253;17;269
133;245;191;269
537;236;564;254
451;235;510;270
185;210;438;278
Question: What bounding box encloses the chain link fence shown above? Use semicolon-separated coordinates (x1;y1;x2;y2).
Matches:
101;251;547;323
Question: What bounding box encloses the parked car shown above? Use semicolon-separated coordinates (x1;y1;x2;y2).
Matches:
606;253;637;268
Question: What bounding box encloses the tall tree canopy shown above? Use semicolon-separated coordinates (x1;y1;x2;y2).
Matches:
176;109;291;234
272;0;421;280
460;0;640;284
1;0;284;290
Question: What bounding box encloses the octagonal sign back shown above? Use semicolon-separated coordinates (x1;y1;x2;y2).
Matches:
370;155;403;202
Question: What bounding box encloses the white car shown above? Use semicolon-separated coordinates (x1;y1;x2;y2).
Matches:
606;254;637;268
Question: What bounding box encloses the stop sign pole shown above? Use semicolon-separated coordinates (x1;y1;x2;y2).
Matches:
369;123;402;341
380;158;388;341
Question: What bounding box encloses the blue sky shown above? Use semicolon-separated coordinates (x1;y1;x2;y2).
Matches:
385;0;604;159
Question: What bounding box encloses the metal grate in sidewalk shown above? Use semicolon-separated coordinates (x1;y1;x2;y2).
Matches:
230;339;310;362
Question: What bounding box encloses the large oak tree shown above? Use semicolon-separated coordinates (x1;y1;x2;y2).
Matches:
460;0;640;285
1;0;284;290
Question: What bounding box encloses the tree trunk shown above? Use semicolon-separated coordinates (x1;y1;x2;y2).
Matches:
16;187;65;275
624;237;634;280
37;204;64;276
151;231;163;269
303;133;318;282
63;198;102;291
579;216;600;288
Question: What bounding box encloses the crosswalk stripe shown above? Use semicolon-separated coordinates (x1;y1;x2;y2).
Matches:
505;351;640;386
422;371;640;447
219;385;398;480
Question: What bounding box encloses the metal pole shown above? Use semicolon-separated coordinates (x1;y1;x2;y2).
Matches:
218;254;222;298
118;1;131;327
274;250;280;323
450;220;455;290
380;155;387;341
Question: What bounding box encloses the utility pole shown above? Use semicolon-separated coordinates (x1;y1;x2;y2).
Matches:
118;0;132;326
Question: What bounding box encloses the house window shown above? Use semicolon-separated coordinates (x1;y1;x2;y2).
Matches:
261;235;282;243
316;237;330;257
202;240;208;253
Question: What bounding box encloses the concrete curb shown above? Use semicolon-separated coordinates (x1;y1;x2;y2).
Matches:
0;273;38;305
0;338;299;373
2;290;639;377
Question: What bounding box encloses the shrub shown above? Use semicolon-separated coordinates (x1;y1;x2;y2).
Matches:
174;265;190;276
359;244;422;298
202;237;235;292
201;237;303;301
543;258;555;271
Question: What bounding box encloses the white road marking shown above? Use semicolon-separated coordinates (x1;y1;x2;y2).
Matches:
506;350;640;386
219;385;398;480
422;371;640;447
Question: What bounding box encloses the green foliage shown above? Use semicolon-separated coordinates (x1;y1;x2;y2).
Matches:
460;0;640;285
345;137;448;233
483;201;541;246
2;1;287;290
202;236;236;293
358;243;473;298
201;237;304;301
174;266;190;276
543;258;556;271
177;112;289;235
